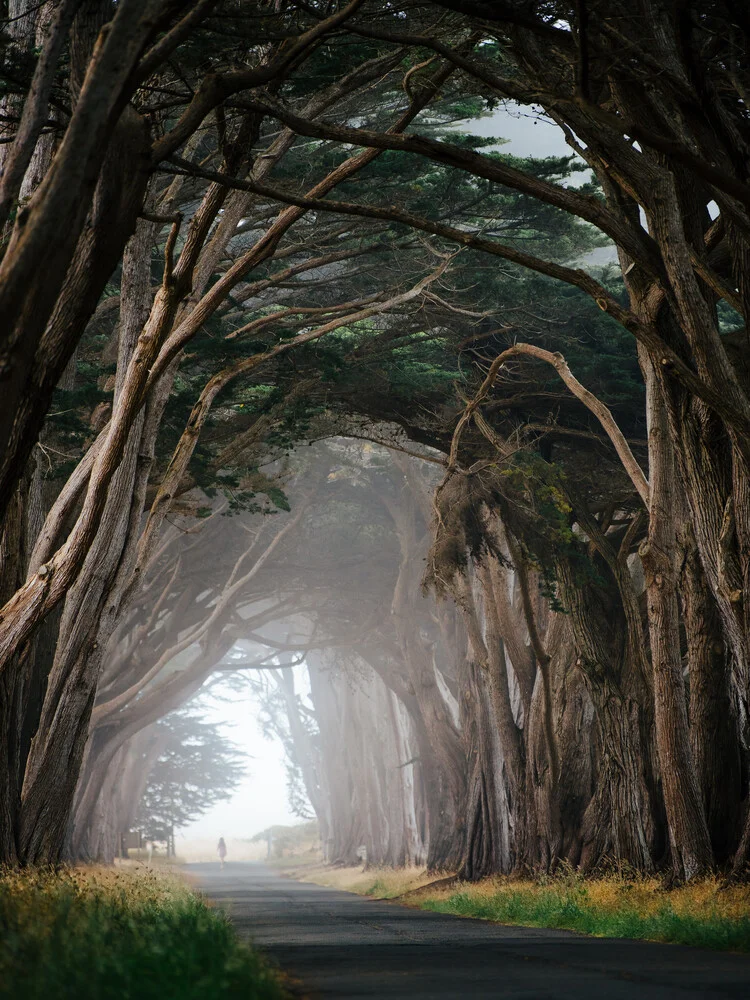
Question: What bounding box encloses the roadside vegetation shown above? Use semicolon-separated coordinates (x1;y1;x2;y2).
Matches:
281;863;750;953
0;866;286;1000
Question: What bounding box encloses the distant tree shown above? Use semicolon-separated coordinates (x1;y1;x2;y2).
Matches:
249;669;319;822
135;709;245;854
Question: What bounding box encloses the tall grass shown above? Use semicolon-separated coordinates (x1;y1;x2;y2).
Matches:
421;878;750;952
0;866;286;1000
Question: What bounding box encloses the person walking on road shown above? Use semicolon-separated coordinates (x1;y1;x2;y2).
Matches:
217;837;227;869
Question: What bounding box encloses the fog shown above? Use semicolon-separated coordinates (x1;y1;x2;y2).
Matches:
3;10;747;994
180;685;297;842
177;102;594;850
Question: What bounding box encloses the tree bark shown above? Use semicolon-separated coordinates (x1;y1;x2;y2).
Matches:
0;0;161;522
640;354;713;881
680;521;742;863
557;551;658;873
16;219;157;863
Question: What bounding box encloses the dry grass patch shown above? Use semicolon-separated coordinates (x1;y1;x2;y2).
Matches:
418;871;750;914
279;862;448;899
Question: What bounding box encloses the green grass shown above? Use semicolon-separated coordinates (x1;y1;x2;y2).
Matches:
363;878;389;896
0;866;287;1000
421;884;750;952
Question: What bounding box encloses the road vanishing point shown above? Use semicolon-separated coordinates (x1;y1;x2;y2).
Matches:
193;863;750;999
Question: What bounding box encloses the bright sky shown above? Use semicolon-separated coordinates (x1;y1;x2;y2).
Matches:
467;103;571;159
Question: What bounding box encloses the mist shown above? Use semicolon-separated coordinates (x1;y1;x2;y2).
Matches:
2;4;750;996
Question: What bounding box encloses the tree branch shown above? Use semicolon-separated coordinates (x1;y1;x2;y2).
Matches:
449;342;650;505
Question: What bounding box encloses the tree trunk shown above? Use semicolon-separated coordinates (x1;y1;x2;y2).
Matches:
0;471;34;861
523;613;595;873
0;0;157;523
557;555;659;873
640;356;713;880
456;566;518;878
680;522;742;863
16;220;155;863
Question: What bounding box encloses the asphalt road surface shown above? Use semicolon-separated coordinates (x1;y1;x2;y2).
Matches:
192;862;750;999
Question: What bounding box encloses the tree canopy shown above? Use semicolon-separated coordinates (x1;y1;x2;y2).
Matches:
0;0;749;884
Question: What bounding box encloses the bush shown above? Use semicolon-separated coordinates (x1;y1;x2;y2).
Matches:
0;867;286;1000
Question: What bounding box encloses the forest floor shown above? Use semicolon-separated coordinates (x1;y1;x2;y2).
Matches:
0;862;288;999
274;857;750;952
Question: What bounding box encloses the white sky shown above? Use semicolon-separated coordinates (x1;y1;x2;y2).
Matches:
465;103;572;159
179;680;298;841
178;104;602;844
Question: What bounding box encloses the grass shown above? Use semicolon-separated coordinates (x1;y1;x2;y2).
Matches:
279;860;439;899
423;878;750;952
281;862;750;952
0;864;287;1000
280;862;449;902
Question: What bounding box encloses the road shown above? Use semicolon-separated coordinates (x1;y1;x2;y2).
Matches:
192;862;750;999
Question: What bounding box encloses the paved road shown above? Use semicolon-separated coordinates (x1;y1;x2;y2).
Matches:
192;862;750;999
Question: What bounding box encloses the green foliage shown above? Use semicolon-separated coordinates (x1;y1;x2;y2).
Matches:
36;33;644;572
266;487;291;512
136;710;245;841
364;879;388;896
0;869;286;1000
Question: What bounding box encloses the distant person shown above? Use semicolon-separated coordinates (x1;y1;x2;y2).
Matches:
217;837;227;869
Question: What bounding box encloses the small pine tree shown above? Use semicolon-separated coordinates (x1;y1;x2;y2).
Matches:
135;709;245;846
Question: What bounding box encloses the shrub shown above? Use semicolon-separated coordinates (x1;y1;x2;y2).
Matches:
0;867;286;1000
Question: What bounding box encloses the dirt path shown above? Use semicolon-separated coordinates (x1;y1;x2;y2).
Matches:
192;862;750;999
